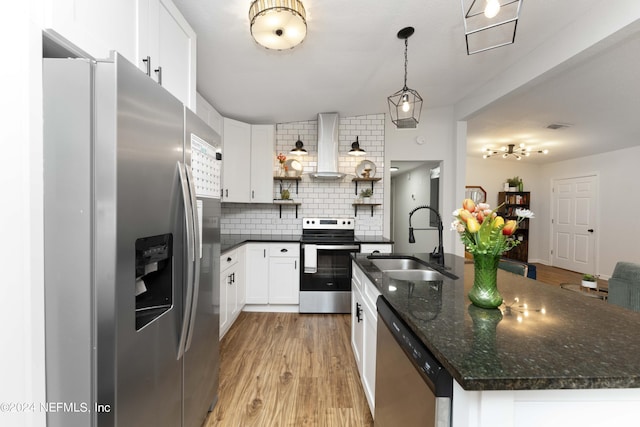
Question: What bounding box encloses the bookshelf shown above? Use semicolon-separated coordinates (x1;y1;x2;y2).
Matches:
497;191;530;263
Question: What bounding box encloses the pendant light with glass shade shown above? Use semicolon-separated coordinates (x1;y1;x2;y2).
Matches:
387;27;423;129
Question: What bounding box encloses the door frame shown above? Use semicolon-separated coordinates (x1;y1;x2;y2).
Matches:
549;172;600;275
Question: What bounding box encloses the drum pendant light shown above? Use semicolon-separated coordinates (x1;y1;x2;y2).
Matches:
249;0;307;50
387;27;423;129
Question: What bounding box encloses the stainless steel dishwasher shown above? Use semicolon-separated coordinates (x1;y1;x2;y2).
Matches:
375;296;453;427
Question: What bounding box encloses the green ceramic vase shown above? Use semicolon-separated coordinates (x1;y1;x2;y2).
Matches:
469;253;503;309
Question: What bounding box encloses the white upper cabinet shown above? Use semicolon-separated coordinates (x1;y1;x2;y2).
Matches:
222;118;252;203
45;0;196;109
222;119;274;204
250;125;275;203
44;0;137;62
137;0;196;109
196;93;223;136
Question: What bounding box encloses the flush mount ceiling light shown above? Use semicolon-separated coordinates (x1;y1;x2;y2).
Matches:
483;143;549;160
461;0;523;55
348;136;366;156
249;0;307;50
387;27;423;129
289;135;308;155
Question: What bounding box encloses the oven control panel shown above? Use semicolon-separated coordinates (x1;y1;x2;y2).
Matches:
302;217;355;230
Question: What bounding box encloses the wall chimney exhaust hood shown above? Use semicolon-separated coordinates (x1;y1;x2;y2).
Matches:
311;113;345;179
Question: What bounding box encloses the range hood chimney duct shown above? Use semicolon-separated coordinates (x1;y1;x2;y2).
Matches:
311;113;345;179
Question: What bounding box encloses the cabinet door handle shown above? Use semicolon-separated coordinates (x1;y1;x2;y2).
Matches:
252;190;255;199
227;257;232;262
263;249;266;258
142;56;151;76
588;229;594;233
372;250;380;254
225;189;228;198
280;248;288;253
356;302;363;323
154;66;162;85
231;272;235;284
294;260;297;270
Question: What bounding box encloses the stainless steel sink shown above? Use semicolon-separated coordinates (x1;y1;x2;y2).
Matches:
383;269;446;282
368;257;450;282
369;257;430;271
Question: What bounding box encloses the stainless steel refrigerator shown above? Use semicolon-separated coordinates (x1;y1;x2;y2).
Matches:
43;52;221;427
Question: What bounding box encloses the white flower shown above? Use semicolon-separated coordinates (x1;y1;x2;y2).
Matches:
451;219;466;233
515;208;535;219
478;203;490;211
452;209;461;217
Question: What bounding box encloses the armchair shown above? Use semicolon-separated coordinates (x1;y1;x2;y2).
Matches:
608;262;640;312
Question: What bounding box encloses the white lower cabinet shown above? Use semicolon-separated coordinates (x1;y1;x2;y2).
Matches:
219;247;245;339
245;244;270;304
351;261;380;416
245;243;300;308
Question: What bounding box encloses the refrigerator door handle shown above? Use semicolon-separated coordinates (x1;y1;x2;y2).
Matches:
177;161;196;360
184;164;201;352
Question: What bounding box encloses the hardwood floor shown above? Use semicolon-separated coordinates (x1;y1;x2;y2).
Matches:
532;263;608;290
204;312;374;427
203;264;606;427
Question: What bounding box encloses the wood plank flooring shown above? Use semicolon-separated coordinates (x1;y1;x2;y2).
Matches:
203;264;604;427
204;312;374;427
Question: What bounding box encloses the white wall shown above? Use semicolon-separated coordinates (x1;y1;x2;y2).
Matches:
467;144;640;278
384;106;462;253
0;3;47;427
465;157;544;262
540;145;640;277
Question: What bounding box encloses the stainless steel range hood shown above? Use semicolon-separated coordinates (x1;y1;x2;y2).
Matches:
310;113;345;179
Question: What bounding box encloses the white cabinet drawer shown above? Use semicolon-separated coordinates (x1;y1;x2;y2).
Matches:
221;248;239;270
269;243;300;257
360;244;393;255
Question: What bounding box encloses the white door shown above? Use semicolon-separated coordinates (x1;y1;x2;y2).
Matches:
552;175;598;273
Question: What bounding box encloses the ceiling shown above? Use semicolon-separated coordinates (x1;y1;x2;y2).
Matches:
172;0;640;164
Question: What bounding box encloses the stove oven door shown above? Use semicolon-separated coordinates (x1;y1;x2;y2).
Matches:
301;244;360;291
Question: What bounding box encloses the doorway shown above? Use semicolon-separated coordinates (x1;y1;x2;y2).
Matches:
551;175;598;274
390;161;441;254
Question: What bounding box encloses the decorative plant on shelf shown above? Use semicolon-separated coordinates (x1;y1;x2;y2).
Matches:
452;198;534;309
506;176;523;191
359;188;373;199
581;274;597;289
279;180;292;200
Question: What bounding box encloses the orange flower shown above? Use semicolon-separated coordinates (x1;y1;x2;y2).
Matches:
462;198;476;213
277;153;286;164
458;209;473;223
502;220;517;236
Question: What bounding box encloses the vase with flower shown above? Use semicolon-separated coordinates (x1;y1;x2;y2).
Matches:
452;199;534;309
277;152;287;177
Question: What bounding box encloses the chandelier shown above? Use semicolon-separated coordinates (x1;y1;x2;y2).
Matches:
387;27;423;129
461;0;523;55
483;143;549;160
249;0;307;50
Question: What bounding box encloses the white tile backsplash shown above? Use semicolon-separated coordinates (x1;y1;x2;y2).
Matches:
221;113;385;236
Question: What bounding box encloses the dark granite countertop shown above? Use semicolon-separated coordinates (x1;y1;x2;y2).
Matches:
221;233;302;253
221;233;392;253
352;252;640;391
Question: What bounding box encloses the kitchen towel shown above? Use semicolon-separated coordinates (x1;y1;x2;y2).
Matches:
304;244;317;273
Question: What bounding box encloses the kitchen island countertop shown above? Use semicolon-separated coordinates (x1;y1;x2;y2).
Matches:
352;252;640;391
